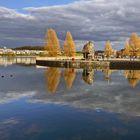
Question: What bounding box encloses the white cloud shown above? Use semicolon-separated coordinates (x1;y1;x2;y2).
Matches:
0;0;140;49
0;91;36;103
0;6;34;19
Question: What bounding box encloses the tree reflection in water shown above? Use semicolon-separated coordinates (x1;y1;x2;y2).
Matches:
103;68;113;82
45;67;140;93
45;67;61;93
82;68;94;85
64;68;76;90
124;70;140;87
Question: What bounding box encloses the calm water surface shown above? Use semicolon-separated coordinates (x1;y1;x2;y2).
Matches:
0;57;140;140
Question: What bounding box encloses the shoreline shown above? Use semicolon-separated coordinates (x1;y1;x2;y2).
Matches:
36;57;140;70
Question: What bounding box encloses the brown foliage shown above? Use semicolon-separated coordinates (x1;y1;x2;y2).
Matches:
44;29;61;56
104;41;113;58
123;41;131;56
129;33;140;57
63;32;76;57
83;41;94;53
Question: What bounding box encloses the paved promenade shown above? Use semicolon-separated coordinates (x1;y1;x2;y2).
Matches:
36;56;140;70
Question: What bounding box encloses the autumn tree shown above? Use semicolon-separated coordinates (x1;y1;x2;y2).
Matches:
63;31;76;57
123;41;131;57
104;41;113;58
44;28;61;57
129;33;140;58
83;41;95;59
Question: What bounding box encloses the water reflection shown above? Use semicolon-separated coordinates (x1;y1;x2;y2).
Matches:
124;70;140;87
0;63;140;116
1;60;140;140
64;68;76;89
82;68;94;84
45;68;140;93
45;68;61;93
0;56;36;66
103;68;113;81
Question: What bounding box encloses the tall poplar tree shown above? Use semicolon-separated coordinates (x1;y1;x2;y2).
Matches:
123;41;131;57
129;33;140;57
63;32;76;57
44;28;61;56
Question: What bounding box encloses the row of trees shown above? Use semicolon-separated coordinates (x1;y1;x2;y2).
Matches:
44;29;115;58
103;33;140;58
44;29;140;58
44;29;76;57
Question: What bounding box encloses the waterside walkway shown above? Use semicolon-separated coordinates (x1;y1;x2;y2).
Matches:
36;57;140;70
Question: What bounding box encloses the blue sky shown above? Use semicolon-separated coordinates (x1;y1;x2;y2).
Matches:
0;0;77;9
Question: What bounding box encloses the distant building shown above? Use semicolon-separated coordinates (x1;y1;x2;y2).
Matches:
0;48;15;55
0;48;46;56
82;41;95;60
0;49;3;54
95;50;104;59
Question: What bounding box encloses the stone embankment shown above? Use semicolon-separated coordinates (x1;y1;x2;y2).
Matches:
36;57;140;70
36;57;109;69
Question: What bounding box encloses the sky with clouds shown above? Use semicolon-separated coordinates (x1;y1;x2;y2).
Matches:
0;0;140;50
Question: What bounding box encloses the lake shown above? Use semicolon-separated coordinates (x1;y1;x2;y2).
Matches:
0;57;140;140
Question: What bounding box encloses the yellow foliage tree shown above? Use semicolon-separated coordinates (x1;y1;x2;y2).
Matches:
44;28;61;57
123;41;131;57
139;37;140;56
129;33;140;57
104;41;113;58
63;31;76;57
